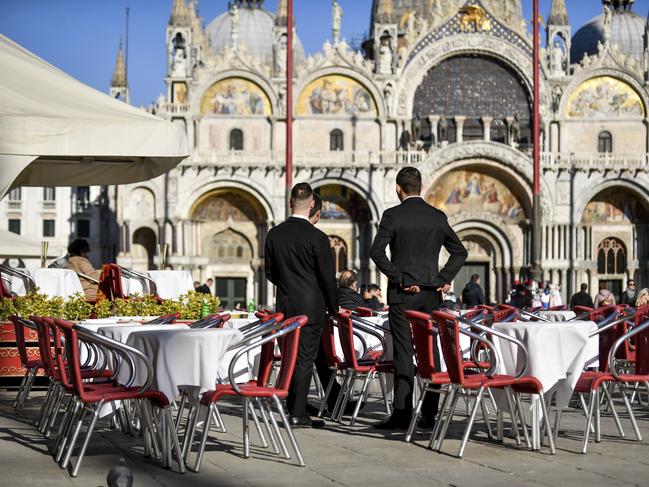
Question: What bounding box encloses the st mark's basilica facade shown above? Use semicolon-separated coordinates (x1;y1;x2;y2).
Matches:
5;0;649;308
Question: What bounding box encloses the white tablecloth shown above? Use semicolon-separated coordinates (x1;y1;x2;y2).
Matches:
120;276;144;296
493;320;598;408
124;328;244;402
30;268;84;298
538;310;576;322
8;275;27;295
146;270;194;300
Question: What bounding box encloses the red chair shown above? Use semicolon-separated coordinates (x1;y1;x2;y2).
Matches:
52;318;184;476
333;310;393;425
355;306;375;317
405;310;451;442
430;310;555;457
187;316;308;469
572;305;649;453
145;313;180;325
8;316;44;412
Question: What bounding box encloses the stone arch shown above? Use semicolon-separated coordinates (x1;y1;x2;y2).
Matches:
559;68;649;119
397;35;549;119
205;228;253;261
190;69;277;116
310;177;383;222
294;67;387;120
573;178;649;224
178;179;275;223
190;188;267;224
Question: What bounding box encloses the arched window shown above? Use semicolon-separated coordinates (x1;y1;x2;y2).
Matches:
598;131;613;153
597;237;626;274
330;129;344;151
329;236;348;274
229;129;244;151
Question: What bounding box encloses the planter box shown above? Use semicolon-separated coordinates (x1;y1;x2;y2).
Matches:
0;321;45;388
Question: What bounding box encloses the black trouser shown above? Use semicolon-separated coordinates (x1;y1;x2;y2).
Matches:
314;337;341;411
286;321;323;418
388;290;441;420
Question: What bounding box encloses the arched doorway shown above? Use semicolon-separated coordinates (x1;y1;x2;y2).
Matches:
581;186;649;298
190;188;268;307
428;164;528;303
314;184;372;282
132;227;157;271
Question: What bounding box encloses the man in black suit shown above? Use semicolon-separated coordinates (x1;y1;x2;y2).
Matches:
265;183;338;428
370;167;468;429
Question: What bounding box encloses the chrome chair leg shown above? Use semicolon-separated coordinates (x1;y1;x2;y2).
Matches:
272;395;305;467
181;405;199;461
350;372;372;426
264;399;290;459
55;397;79;463
581;391;597;454
12;371;29;409
513;392;531;449
457;386;484;458
71;401;103;477
164;407;185;473
429;385;453;449
538;393;556;454
620;385;642;441
256;398;279;454
337;372;357;422
378;372;392;415
406;382;427;443
479;393;493;440
212;405;227;433
35;380;54;429
174;392;187;433
247;399;267;448
318;373;336;418
61;405;87;469
331;371;351;420
504;388;522;446
434;387;460;452
242;398;250;458
602;384;625;437
191;405;212;473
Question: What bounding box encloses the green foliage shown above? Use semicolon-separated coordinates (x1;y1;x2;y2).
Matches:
0;291;221;321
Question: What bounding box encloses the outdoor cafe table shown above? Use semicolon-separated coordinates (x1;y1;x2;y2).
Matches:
10;268;84;298
122;327;244;403
146;270;194;300
493;320;598;449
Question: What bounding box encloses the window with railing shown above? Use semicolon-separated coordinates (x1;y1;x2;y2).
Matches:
8;187;21;201
43;187;56;201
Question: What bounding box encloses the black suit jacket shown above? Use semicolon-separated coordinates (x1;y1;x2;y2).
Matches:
370;197;468;304
265;216;338;324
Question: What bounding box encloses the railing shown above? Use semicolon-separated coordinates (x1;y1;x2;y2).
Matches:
541;152;649;170
41;201;56;211
190;150;427;168
6;201;22;210
159;103;190;115
185;148;648;171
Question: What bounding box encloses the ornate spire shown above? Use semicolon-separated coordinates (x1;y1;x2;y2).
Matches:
169;0;190;26
189;0;211;54
548;0;569;25
275;0;287;26
603;0;635;12
111;40;126;88
376;0;394;24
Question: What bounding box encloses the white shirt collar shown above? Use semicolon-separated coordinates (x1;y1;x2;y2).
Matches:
403;195;423;201
290;214;310;221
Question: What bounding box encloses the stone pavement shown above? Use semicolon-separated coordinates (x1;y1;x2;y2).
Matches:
0;389;648;487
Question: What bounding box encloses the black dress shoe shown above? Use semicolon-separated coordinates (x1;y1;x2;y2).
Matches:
417;416;436;429
290;415;325;429
373;415;410;430
304;403;324;417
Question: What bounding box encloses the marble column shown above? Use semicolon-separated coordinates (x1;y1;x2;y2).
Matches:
455;116;466;144
482;117;492;142
428;115;440;147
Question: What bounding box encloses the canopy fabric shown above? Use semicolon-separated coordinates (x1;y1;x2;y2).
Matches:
0;34;189;199
0;229;61;259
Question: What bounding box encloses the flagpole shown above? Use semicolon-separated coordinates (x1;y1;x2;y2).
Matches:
285;0;293;217
532;0;543;283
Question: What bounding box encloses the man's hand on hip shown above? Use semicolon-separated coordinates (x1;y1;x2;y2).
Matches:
403;285;421;294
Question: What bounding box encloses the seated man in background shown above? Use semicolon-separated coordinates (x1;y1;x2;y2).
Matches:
65;238;101;301
337;269;376;310
363;283;384;310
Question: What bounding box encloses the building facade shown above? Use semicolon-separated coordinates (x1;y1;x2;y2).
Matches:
3;0;649;307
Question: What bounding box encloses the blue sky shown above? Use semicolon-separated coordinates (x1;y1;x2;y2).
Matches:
2;0;648;107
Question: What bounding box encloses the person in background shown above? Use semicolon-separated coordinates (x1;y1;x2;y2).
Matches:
65;238;101;301
193;281;201;290
636;288;649;307
594;282;616;308
621;279;637;306
195;278;213;295
461;274;485;308
363;283;384;310
337;269;376;310
569;283;594;310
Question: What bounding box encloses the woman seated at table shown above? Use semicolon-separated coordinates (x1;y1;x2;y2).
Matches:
65;238;101;301
637;288;649;307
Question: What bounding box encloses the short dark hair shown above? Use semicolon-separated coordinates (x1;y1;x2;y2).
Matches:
68;238;90;257
206;278;214;284
580;283;588;291
290;182;313;208
599;282;608;291
309;193;322;218
396;167;422;195
367;283;380;292
628;279;635;285
194;281;200;287
338;269;358;289
471;274;480;282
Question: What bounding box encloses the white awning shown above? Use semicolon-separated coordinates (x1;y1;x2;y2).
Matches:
0;34;189;199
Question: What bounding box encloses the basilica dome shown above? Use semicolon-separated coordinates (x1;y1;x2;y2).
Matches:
571;6;646;63
205;1;305;63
